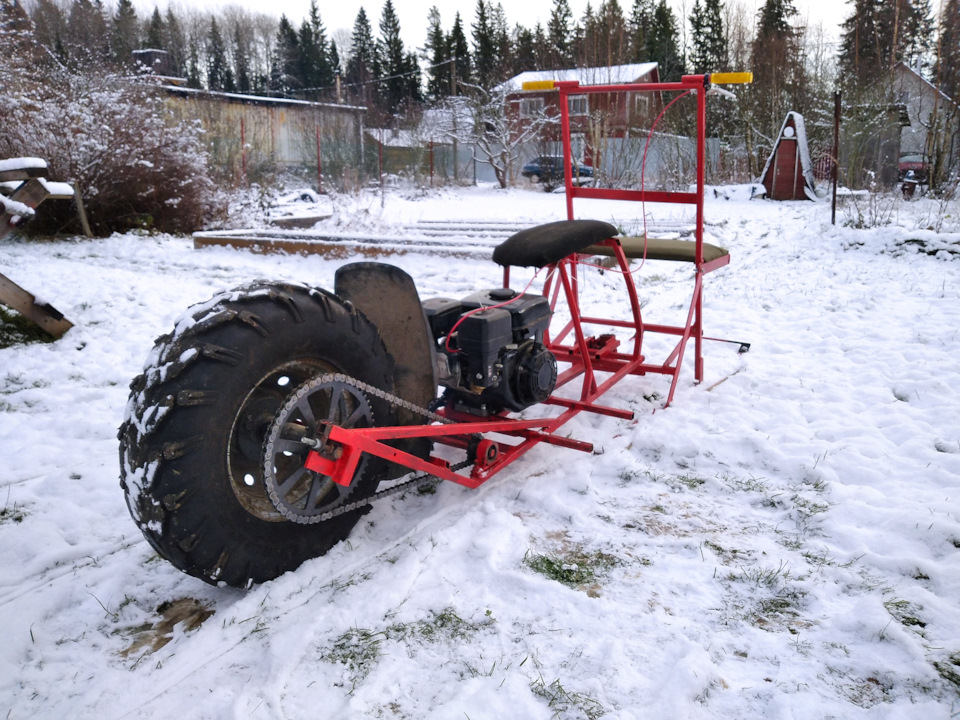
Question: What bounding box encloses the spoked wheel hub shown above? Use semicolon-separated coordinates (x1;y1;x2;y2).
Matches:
262;375;375;524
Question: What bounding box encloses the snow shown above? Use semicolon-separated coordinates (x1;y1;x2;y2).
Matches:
0;157;47;173
0;193;35;218
1;184;959;718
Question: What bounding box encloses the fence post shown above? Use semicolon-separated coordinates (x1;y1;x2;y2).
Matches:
240;116;248;185
316;124;323;194
831;91;841;225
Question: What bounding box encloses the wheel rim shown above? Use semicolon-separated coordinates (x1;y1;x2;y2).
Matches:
226;359;334;522
262;376;374;524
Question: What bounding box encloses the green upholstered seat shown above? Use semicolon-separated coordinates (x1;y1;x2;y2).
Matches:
585;236;728;263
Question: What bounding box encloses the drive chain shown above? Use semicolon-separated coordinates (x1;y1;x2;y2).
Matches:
292;373;472;523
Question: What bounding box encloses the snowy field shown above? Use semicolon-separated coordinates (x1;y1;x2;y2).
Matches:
1;184;959;719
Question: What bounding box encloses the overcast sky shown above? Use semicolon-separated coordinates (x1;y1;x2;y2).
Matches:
144;0;852;53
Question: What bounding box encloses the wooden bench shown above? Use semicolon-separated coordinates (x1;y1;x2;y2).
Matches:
0;158;81;338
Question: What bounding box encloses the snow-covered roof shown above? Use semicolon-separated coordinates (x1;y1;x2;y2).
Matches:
158;85;366;112
498;63;659;94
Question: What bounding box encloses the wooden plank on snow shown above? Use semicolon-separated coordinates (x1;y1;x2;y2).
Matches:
0;272;73;338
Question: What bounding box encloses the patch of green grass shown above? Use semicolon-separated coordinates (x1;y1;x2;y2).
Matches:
326;627;385;678
325;606;493;685
883;598;926;630
390;606;490;644
0;307;56;348
704;540;748;564
674;473;706;490
726;559;791;589
0;503;26;524
933;652;960;693
530;674;605;720
719;473;770;495
524;547;619;589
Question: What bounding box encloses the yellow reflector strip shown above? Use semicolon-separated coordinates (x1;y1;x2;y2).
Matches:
521;80;556;91
710;72;753;85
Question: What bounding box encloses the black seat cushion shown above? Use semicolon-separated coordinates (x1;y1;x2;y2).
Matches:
493;219;618;268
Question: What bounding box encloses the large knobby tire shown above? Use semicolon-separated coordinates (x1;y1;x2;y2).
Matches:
118;281;397;587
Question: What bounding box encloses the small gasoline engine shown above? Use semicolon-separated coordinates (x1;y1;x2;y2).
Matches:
423;289;557;416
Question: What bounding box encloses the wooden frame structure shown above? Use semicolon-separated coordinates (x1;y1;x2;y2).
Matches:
0;158;88;338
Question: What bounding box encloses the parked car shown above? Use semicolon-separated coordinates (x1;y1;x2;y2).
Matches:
521;156;594;189
898;153;930;183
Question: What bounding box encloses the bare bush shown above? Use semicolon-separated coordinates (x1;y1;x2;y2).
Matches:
1;36;222;235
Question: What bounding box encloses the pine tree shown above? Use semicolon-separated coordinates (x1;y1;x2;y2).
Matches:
472;0;497;88
144;6;163;49
936;0;960;102
490;2;512;83
902;0;934;73
548;0;573;68
588;0;628;68
836;0;930;86
425;7;451;100
748;0;803;149
297;0;332;98
110;0;137;67
345;8;378;106
449;12;472;91
688;0;727;73
513;24;538;74
329;40;341;78
185;39;201;88
647;0;684;80
270;15;300;96
28;0;65;58
628;0;655;61
233;22;251;93
206;17;227;91
64;0;108;68
163;7;185;77
378;0;412;111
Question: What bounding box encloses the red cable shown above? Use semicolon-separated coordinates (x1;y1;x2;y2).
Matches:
443;267;548;353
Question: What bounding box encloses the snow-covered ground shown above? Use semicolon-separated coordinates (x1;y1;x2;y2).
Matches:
1;184;959;719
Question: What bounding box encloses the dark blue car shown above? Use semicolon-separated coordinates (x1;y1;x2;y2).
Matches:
521;156;594;190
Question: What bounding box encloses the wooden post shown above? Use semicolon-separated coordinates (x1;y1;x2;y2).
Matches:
831;91;841;225
72;183;92;237
241;116;248;185
316;124;323;194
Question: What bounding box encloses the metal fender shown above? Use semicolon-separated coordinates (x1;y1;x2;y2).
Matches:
334;261;438;419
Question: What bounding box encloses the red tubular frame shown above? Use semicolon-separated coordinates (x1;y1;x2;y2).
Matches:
302;74;728;493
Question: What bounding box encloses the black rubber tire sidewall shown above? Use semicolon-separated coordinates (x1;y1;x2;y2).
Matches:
119;282;396;587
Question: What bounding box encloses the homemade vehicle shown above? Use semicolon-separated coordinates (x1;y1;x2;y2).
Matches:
119;72;751;587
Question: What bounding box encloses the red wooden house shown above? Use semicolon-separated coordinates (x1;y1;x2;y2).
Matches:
501;63;661;163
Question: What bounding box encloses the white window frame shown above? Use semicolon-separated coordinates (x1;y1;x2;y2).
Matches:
567;94;588;116
520;96;545;117
634;93;650;118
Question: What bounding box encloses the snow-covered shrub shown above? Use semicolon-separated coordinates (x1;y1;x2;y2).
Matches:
0;21;222;235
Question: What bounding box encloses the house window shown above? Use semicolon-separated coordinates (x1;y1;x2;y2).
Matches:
520;96;545;117
634;94;650;118
568;95;588;116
